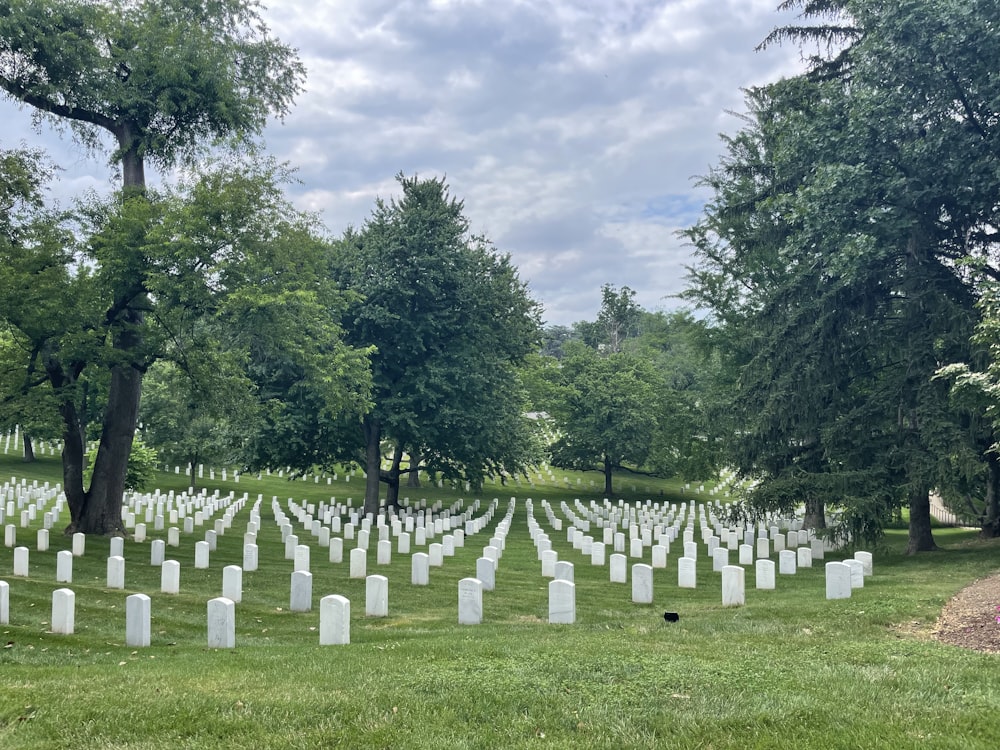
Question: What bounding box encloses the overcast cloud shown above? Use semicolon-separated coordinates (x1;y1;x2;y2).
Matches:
0;0;806;326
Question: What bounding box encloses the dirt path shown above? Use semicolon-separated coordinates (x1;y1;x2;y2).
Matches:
933;572;1000;654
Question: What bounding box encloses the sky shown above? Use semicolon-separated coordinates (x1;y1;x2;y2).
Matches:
0;0;807;326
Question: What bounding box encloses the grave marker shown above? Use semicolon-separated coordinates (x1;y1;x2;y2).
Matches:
207;597;236;648
458;578;483;625
51;587;75;634
548;579;576;624
632;564;653;604
319;595;350;645
126;593;151;647
365;574;388;617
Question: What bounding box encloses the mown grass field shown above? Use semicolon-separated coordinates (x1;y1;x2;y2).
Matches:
1;452;999;749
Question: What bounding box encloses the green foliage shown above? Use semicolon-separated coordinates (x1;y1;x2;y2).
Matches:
684;0;1000;545
547;343;660;493
84;436;157;491
0;0;305;172
327;174;542;507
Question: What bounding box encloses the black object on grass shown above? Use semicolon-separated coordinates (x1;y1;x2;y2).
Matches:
663;612;679;623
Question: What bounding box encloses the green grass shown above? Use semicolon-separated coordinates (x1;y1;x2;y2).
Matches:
1;453;999;749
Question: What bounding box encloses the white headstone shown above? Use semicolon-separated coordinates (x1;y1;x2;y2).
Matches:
150;539;165;567
329;537;343;564
796;546;812;568
397;532;411;554
349;548;367;579
125;593;151;647
290;570;313;612
243;543;259;572
110;536;124;558
629;537;644;558
13;546;28;577
72;532;85;557
207;597;236;648
631;563;653;604
721;565;745;607
376;539;392;565
161;559;180;594
429;543;444;567
36;529;48;552
192;540;209;569
845;558;865;589
541;549;557;578
51;587;75;634
755;537;770;559
56;549;73;583
411;552;430;585
548;579;576;624
554;560;574;582
222;565;243;603
738;544;753;566
779;549;797;575
365;574;388;617
294;544;310;573
602;552;623;583
651;544;667;569
712;547;729;572
0;580;8;625
319;594;350;645
458;577;483;625
825;561;852;599
107;555;125;589
678;557;697;589
854;551;873;576
476;557;496;591
755;559;776;590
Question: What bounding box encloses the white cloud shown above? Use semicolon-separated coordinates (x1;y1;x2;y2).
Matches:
0;0;806;326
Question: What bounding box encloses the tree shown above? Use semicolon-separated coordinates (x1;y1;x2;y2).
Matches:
548;342;660;496
597;284;641;354
331;174;542;514
0;0;304;534
684;0;999;550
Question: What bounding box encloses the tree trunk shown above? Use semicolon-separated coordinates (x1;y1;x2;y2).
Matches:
362;415;382;517
188;455;199;493
982;450;1000;538
22;433;35;463
803;495;826;530
407;449;421;488
603;453;614;496
905;485;938;554
383;444;403;510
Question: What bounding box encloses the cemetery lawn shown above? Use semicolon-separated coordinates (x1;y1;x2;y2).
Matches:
1;457;999;749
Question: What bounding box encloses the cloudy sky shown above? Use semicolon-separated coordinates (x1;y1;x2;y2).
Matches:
0;0;807;326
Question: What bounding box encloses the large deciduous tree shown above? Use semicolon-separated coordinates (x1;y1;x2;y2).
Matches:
547;342;660;496
685;0;999;550
331;174;542;515
0;0;304;534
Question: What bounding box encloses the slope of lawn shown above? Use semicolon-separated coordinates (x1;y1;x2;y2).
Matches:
1;453;998;749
